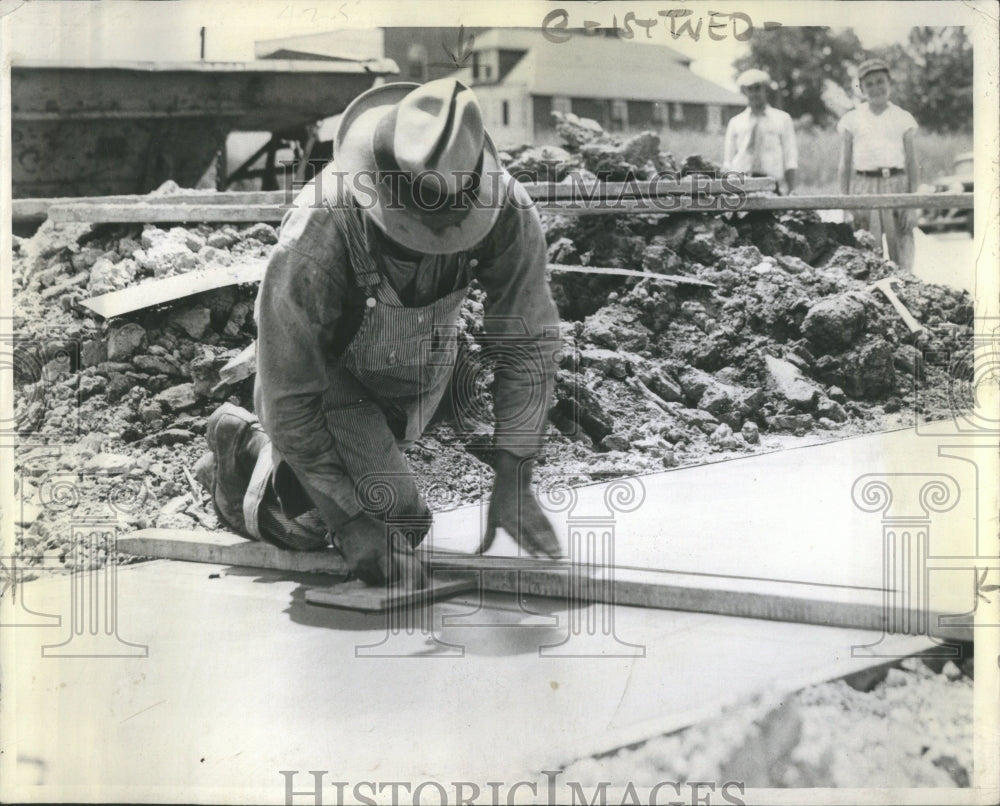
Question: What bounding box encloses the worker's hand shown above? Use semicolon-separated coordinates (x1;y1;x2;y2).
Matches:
480;452;563;559
336;512;428;589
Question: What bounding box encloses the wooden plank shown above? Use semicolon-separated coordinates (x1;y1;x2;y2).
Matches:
117;529;969;638
17;179;773;221
44;191;972;224
79;260;709;320
525;176;778;199
117;529;350;577
304;574;478;612
48;203;291;224
79;260;266;318
13;191;289;221
549;265;715;287
537;192;973;216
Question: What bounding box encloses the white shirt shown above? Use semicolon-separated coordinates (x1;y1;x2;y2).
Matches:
837;102;918;171
724;105;798;182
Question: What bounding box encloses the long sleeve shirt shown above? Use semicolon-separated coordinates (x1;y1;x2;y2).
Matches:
253;168;559;530
724;105;798;183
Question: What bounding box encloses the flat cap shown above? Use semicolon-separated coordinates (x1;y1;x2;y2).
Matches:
857;58;890;81
736;69;775;89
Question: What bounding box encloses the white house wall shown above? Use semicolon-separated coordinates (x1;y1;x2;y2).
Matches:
473;84;534;148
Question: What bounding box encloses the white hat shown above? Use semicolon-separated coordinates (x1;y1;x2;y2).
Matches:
736;69;776;89
334;79;503;254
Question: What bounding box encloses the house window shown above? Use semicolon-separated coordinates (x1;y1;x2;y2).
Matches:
672;102;685;122
652;102;668;124
502;100;510;126
406;44;428;82
706;105;722;133
610;99;628;130
483;64;492;80
552;96;571;114
472;52;480;80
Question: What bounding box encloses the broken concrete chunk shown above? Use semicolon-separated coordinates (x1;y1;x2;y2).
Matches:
709;423;741;450
764;355;822;410
169;307;212;339
600;433;629;452
154;382;198;411
133;354;184;377
88;257;137;295
802;294;867;353
80;338;108;368
107;323;148;361
815;396;848;423
243;222;278;245
84;453;136;475
579;348;629;379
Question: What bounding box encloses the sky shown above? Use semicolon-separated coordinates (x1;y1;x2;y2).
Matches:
0;0;976;98
0;1;955;90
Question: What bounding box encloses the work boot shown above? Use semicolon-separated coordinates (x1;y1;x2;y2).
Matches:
204;402;270;537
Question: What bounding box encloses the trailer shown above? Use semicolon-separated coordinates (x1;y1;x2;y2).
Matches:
10;57;398;198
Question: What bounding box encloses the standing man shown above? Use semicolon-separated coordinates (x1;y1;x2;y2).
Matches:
198;79;563;588
724;69;798;194
837;58;920;272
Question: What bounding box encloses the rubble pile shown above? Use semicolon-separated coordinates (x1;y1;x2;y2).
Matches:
508;115;972;485
561;653;974;788
10;118;973;563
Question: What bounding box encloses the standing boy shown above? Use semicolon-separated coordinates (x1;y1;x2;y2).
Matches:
724;68;798;194
838;58;920;271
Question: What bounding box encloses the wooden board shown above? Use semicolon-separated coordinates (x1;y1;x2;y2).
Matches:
304;574;478;612
17;178;775;222
46;191;973;224
117;529;350;577
80;259;266;318
548;265;716;287
116;529;971;638
537;192;973;216
79;260;710;320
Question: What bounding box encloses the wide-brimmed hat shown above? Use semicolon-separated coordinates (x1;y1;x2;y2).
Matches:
857;58;891;82
736;69;776;90
334;78;504;254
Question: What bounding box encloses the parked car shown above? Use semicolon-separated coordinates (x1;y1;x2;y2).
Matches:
917;151;973;236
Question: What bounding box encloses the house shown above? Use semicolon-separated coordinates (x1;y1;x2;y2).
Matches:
254;27;747;146
447;28;746;145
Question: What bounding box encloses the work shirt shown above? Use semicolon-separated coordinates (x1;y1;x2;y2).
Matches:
724;105;798;183
837;102;918;171
253;164;560;529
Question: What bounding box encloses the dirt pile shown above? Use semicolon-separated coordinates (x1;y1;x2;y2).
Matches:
504;110;719;182
505;116;973;485
12;218;272;566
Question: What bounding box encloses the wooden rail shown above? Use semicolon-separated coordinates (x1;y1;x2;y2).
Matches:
15;183;972;225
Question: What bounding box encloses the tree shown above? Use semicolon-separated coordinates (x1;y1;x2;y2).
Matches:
733;27;863;126
873;28;973;133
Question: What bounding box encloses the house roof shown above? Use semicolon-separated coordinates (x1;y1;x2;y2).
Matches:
471;27;692;66
259;48;355;62
478;35;744;106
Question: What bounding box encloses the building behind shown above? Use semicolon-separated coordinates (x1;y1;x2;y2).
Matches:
256;27;746;147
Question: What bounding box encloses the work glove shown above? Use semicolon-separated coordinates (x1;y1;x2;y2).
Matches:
480;451;563;559
336;511;429;589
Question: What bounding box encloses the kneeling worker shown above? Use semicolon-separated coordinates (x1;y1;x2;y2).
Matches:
200;79;563;587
